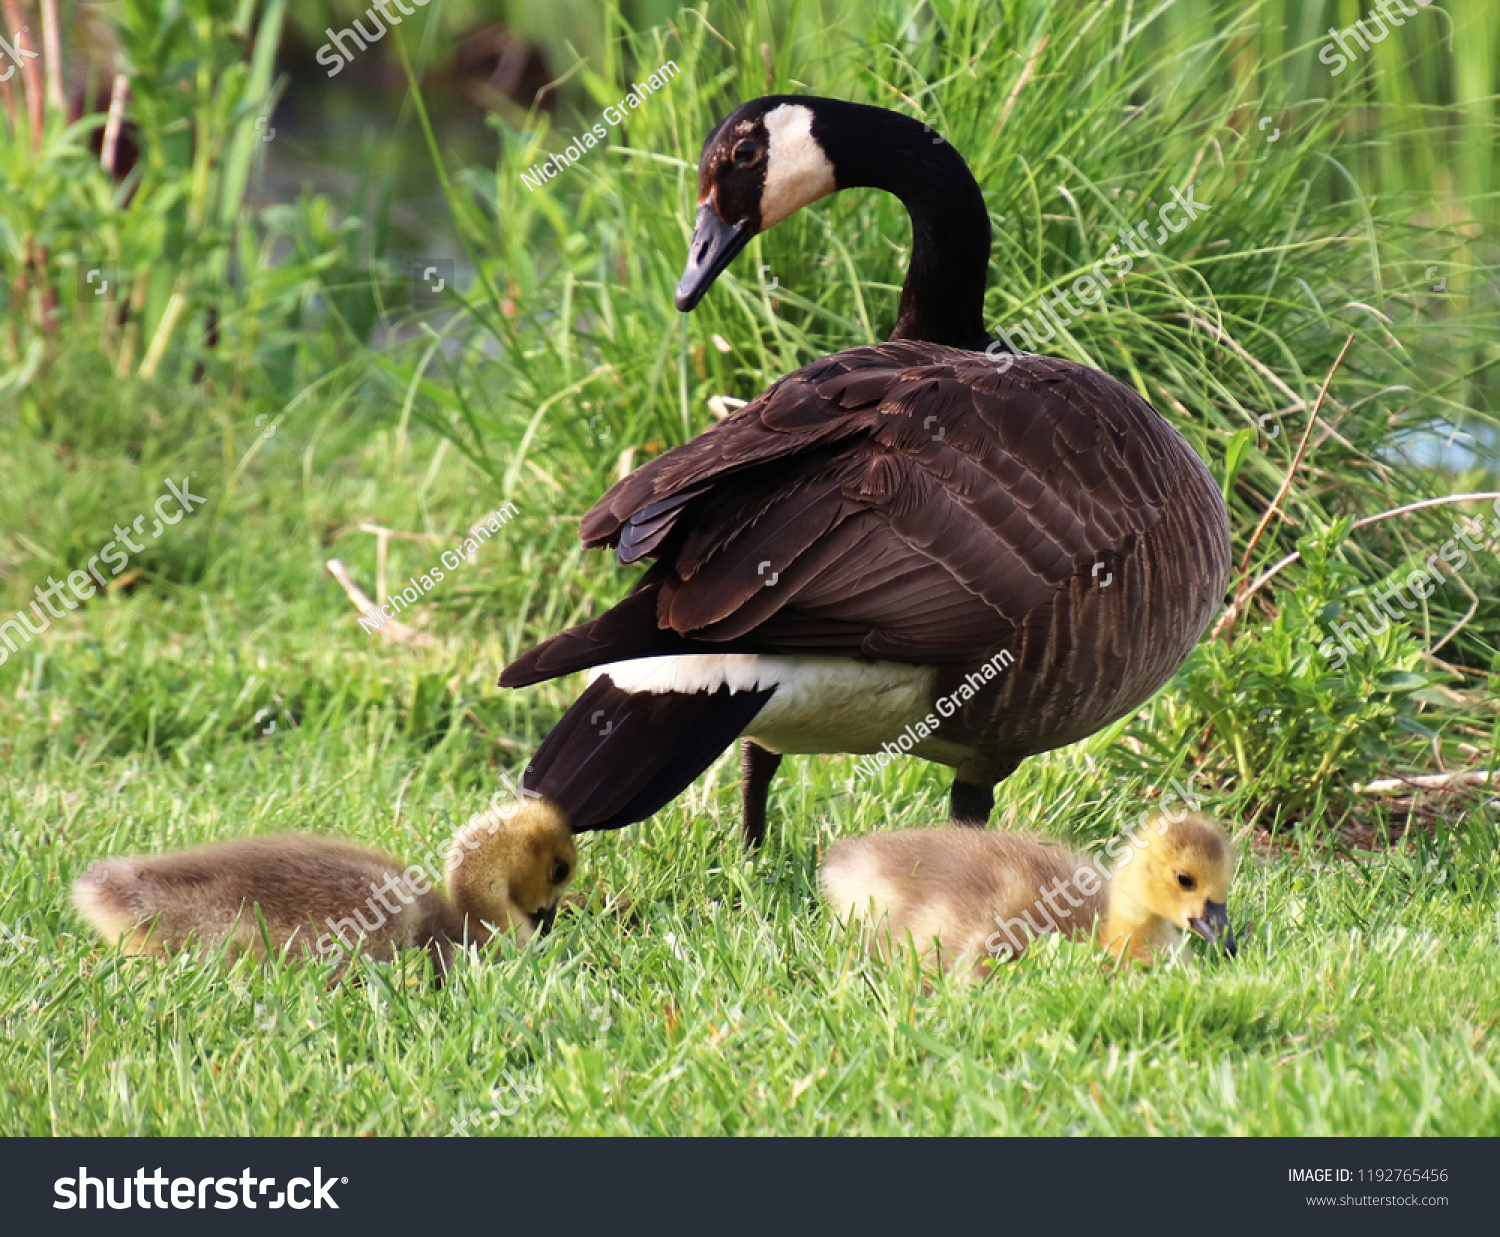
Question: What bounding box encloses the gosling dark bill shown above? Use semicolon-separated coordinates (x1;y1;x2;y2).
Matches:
1188;899;1237;956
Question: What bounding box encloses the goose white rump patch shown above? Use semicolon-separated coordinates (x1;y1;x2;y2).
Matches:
590;654;936;755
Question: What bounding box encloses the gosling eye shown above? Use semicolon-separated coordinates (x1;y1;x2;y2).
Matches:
551;860;570;885
732;138;758;166
1176;871;1196;891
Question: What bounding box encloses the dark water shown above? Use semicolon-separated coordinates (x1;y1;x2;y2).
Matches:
253;71;499;269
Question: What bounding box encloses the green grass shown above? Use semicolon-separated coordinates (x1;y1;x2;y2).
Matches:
1;0;1499;1136
1;391;1496;1136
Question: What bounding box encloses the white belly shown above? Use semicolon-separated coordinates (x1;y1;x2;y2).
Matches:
591;654;940;755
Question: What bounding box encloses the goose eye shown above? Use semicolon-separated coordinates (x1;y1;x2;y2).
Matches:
1176;872;1196;891
552;860;570;885
732;139;757;165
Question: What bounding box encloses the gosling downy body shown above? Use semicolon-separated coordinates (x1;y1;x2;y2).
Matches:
499;96;1230;850
821;811;1236;980
72;801;576;975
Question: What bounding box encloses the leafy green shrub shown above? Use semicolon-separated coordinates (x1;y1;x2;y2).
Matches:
1118;524;1440;821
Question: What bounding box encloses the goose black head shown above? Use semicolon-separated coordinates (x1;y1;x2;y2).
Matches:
676;96;837;311
675;95;993;348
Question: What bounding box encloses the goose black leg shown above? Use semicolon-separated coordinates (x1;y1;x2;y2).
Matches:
740;740;783;849
950;757;1021;825
949;779;994;827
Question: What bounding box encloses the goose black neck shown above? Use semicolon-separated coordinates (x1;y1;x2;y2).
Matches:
808;99;992;350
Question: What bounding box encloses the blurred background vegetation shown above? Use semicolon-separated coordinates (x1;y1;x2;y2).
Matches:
2;0;1498;1139
1;0;1498;838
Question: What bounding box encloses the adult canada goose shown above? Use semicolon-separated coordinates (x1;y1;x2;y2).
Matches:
821;810;1237;980
501;95;1230;846
72;801;575;976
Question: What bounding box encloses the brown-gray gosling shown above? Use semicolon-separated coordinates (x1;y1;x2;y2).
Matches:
72;800;576;977
820;810;1236;981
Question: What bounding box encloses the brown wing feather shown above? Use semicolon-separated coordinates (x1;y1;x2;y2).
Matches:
503;342;1228;700
570;345;1194;659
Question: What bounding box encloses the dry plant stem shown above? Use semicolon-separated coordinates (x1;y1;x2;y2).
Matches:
392;766;418;832
1214;491;1500;639
1215;332;1355;643
1357;770;1497;795
0;67;13;130
139;286;189;379
324;559;434;649
996;35;1049;134
101;74;129;175
1432;569;1481;654
356;522;451;546
330;522;478;611
1190;315;1303;408
1184;313;1363;458
1237;333;1355;577
1;0;41;152
40;0;61;111
2;2;55;334
353;521;459;605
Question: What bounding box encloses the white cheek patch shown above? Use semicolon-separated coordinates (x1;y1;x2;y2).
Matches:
760;104;836;230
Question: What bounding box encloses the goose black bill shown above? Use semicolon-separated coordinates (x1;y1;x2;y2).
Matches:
675;204;752;311
1188;900;1237;957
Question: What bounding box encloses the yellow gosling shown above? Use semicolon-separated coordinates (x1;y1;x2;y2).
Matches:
820;811;1236;981
72;800;576;977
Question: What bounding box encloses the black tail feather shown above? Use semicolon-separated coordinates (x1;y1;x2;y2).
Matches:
498;580;881;689
499;587;682;688
524;675;774;833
